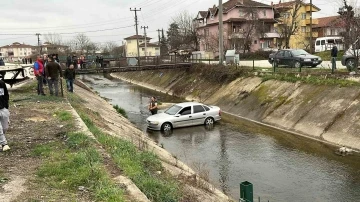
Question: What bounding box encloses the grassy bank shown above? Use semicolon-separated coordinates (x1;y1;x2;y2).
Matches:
67;92;185;202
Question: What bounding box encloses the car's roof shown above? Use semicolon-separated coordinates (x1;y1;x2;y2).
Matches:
175;102;203;107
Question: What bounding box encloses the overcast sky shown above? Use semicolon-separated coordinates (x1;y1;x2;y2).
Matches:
0;0;348;47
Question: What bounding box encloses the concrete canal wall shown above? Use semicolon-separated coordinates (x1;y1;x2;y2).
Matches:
112;68;360;151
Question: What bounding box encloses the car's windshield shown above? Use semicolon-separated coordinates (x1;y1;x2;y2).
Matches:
164;105;182;115
291;49;309;56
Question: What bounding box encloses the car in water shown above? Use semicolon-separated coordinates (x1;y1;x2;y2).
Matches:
146;102;221;131
268;49;322;68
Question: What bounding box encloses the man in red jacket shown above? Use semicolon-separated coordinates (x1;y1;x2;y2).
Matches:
34;55;45;95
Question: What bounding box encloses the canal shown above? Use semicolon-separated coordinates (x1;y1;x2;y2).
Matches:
80;74;360;202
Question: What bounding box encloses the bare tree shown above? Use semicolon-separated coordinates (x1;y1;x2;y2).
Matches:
44;32;63;45
74;33;91;53
276;0;303;49
102;41;117;55
85;42;99;55
171;11;199;50
338;0;360;71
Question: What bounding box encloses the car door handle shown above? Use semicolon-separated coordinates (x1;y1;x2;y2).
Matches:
189;116;192;118
203;113;206;115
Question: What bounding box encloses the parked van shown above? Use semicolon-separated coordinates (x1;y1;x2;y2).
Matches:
315;37;344;53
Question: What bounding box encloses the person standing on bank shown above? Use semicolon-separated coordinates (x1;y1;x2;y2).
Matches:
34;55;45;96
331;45;338;71
46;57;63;96
64;64;76;92
0;78;10;152
148;96;158;115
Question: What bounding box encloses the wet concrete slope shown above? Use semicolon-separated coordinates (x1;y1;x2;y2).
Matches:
112;70;360;150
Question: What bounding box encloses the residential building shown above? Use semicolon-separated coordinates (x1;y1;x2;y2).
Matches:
312;16;345;38
195;0;280;58
139;43;160;56
41;42;68;54
0;42;37;60
124;35;160;57
274;1;320;49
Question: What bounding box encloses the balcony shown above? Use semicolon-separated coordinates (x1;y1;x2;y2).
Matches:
262;32;280;38
229;33;245;39
305;19;318;25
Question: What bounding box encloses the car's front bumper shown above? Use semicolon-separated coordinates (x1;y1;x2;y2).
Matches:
301;60;322;66
146;121;162;130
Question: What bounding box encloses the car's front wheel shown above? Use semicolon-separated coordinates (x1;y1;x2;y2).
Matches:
346;58;356;71
161;122;172;131
204;117;214;125
293;61;301;68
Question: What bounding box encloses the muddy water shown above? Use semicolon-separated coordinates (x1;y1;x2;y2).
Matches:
80;74;360;202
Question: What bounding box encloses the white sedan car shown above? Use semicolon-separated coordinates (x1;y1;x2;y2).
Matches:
146;102;221;131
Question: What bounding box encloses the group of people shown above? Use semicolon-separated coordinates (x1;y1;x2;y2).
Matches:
66;55;104;69
21;57;33;65
34;53;76;96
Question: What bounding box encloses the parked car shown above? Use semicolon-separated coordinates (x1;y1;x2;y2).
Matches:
146;102;221;131
268;49;322;68
341;38;360;71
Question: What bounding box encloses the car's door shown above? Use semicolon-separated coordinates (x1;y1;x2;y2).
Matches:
274;50;284;65
283;50;293;67
173;106;192;128
192;105;207;125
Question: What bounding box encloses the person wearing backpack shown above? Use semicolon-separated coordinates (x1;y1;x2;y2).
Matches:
34;55;45;96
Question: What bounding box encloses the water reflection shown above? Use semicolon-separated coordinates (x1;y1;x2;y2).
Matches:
81;74;360;202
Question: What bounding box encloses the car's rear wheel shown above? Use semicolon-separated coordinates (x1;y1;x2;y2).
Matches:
293;61;301;68
161;122;172;131
204;117;214;125
311;65;317;68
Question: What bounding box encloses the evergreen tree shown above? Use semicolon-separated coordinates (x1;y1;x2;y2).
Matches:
167;23;182;50
160;29;169;56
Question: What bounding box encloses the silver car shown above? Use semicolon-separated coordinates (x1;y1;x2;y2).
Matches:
146;102;221;131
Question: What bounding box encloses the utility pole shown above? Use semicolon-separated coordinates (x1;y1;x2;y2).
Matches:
35;33;41;54
141;26;148;57
130;8;141;65
156;29;162;56
309;0;313;53
218;0;224;65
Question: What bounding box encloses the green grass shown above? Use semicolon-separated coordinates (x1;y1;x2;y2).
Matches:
34;132;125;202
79;112;181;202
55;110;73;121
261;74;360;87
113;105;128;118
314;50;344;61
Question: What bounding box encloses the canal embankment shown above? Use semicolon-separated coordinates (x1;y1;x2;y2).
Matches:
111;66;360;151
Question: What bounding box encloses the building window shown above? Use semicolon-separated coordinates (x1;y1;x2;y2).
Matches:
263;10;266;17
254;40;257;44
155;48;159;50
331;29;336;35
141;48;145;51
204;28;209;36
283;12;290;18
210;14;214;19
301;13;306;20
301;26;306;33
20;48;22;51
139;40;143;43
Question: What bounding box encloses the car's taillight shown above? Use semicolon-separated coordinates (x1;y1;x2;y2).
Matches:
219;110;221;116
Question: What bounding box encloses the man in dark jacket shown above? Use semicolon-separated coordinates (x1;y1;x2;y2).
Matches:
64;64;76;92
331;45;338;71
46;57;63;96
0;78;10;151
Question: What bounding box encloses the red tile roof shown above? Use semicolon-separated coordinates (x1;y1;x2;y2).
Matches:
198;11;208;18
223;0;271;12
124;35;152;40
274;0;321;11
313;16;344;28
0;42;36;49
